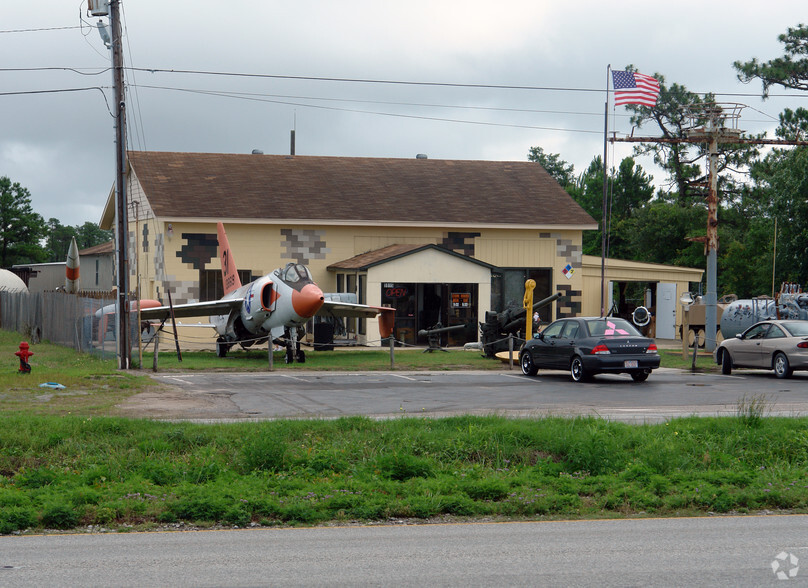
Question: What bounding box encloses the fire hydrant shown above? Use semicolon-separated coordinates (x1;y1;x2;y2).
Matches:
15;341;33;373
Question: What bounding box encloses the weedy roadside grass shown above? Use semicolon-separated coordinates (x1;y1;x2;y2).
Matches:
2;412;807;534
4;328;769;535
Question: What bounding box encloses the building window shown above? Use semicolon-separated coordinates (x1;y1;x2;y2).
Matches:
336;273;344;293
199;269;252;301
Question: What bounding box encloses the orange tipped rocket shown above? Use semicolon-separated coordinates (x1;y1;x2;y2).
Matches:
65;236;80;293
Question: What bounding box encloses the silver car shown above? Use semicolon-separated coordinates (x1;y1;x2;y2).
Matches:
714;320;808;378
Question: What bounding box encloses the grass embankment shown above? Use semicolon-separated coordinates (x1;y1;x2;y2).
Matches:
2;412;806;534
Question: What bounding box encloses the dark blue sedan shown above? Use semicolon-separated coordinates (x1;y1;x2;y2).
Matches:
519;316;660;382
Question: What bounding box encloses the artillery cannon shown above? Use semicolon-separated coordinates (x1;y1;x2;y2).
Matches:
418;322;467;353
480;292;562;357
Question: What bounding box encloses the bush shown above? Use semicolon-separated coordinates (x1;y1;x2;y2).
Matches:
0;507;37;534
376;454;433;481
41;503;80;529
463;479;510;501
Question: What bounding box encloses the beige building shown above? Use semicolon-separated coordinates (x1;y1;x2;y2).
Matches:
101;151;701;348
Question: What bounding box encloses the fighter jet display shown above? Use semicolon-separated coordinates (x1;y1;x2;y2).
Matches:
140;223;394;362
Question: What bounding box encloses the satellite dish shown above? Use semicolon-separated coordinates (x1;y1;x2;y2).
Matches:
632;306;651;327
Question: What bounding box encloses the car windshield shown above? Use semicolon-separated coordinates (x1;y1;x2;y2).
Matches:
585;318;642;338
782;321;808;337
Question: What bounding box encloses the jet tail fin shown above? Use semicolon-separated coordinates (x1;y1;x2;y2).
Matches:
218;222;242;295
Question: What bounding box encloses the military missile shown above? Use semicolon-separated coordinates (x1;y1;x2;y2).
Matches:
65;236;80;293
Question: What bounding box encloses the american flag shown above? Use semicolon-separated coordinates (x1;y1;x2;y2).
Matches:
611;70;660;107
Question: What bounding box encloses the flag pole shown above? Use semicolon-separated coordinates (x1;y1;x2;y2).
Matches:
600;65;610;317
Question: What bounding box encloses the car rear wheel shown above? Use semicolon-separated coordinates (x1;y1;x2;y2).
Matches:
570;356;588;382
520;351;538;376
630;371;649;382
774;352;793;379
721;350;732;375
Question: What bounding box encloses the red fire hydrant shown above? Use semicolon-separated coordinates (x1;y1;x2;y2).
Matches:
15;341;33;373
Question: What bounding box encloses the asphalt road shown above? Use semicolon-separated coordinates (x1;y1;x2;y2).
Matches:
2;515;806;586
144;368;808;423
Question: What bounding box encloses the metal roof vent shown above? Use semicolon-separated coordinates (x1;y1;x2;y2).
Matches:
415;153;428;159
251;149;264;155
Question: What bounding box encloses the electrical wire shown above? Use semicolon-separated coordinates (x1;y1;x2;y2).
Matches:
0;86;113;116
0;25;83;34
121;2;147;152
132;84;604;134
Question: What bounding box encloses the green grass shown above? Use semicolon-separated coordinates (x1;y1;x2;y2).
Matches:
1;331;155;416
136;346;506;372
2;413;807;533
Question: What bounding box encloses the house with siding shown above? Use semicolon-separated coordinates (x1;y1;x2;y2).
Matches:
100;151;701;348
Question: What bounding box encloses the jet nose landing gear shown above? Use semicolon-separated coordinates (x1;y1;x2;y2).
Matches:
283;327;306;364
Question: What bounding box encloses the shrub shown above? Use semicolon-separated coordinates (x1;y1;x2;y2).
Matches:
376;454;433;481
41;503;80;529
0;507;37;534
463;479;510;501
16;467;61;489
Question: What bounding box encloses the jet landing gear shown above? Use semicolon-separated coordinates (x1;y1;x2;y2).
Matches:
216;337;232;358
283;328;306;364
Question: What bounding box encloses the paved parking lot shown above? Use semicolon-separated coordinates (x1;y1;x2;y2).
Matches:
126;367;808;422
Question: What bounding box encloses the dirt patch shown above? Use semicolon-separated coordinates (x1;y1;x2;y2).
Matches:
117;383;249;420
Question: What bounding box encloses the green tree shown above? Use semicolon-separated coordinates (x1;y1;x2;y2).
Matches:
751;143;808;286
736;23;808;287
0;176;47;267
44;218;78;263
44;219;112;262
734;24;808;96
527;146;575;187
621;68;760;208
568;155;655;258
76;221;112;250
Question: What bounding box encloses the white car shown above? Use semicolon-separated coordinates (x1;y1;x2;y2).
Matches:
714;320;808;378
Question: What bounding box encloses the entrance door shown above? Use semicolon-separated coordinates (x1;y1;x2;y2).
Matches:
656;282;677;339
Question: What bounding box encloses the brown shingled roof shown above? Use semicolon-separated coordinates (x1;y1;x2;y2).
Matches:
79;240;114;255
327;243;497;271
127;151;596;227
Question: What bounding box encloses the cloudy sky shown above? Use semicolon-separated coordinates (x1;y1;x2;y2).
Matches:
1;1;804;228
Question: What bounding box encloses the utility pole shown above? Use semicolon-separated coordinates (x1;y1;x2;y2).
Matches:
682;104;741;352
110;0;130;369
612;103;808;352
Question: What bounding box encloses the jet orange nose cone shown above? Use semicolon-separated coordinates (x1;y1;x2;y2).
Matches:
292;283;325;318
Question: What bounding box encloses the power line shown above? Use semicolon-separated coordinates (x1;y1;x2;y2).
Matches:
134;84;603;134
0;25;82;34
0;66;111;75
133;83;623;118
128;67;604;93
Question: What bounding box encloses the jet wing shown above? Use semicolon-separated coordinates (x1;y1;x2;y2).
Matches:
317;301;395;338
317;300;389;319
139;298;242;321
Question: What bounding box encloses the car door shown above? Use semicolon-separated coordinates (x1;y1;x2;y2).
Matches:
534;320;565;368
759;324;787;368
734;323;769;367
553;320;580;369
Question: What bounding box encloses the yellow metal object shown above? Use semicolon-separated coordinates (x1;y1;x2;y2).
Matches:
523;279;536;340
